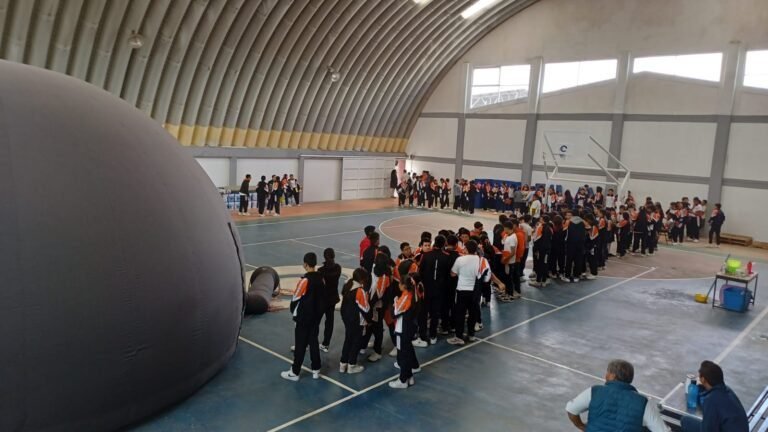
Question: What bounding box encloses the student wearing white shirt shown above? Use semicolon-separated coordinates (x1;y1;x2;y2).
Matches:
690;197;704;243
605;188;616;210
447;241;490;345
566;359;669;432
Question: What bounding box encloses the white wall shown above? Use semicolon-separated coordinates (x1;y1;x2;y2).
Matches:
303;159;342;202
236;158;299;182
539;83;615;113
534;120;613;166
721;186;768;241
195;157;230;188
724;123;768;181
407;117;457;158
408;160;455;181
464;119;526;162
462;165;522;181
621;122;716;176
626;179;709;209
625;76;720;115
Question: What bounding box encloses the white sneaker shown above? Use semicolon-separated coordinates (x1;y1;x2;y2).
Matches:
311;370;320;380
280;370;299;382
412;367;422;373
319;344;329;353
446;336;465;346
512;293;521;299
389;347;398;357
368;353;382;362
412;338;428;348
585;274;597;280
388;379;409;389
259;214;265;217
560;275;570;282
290;345;295;352
339;363;347;373
237;212;243;216
359;349;366;355
273;213;280;217
474;323;483;332
430;337;438;345
409;377;415;386
347;364;364;374
528;281;542;287
693;239;699;243
467;336;479;342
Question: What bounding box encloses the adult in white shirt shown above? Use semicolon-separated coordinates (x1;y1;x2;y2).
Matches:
448;240;489;345
605;189;616;210
566;359;670;432
530;197;542;221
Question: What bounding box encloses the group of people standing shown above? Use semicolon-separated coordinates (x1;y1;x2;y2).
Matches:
237;173;302;217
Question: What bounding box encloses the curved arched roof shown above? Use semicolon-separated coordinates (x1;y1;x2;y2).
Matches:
0;0;537;151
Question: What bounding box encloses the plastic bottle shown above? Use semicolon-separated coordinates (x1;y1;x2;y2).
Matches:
747;261;753;275
687;381;699;411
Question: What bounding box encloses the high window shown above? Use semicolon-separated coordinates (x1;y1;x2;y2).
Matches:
542;59;618;93
744;50;768;89
470;64;530;109
633;53;723;82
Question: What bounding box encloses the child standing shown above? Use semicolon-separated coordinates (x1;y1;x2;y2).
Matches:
707;203;725;248
340;268;371;374
282;253;324;382
317;248;342;352
389;273;421;389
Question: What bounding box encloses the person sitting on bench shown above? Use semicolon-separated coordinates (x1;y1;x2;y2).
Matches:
566;359;669;431
681;360;749;432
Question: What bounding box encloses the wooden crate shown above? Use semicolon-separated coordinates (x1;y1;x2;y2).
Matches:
720;233;753;247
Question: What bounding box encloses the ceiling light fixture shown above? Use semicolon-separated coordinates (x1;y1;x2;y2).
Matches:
412;0;433;4
327;66;341;83
127;31;144;49
460;0;500;19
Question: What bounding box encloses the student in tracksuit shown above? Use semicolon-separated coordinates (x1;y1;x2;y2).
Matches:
389;273;421;389
583;215;599;280
340;268;371;374
453;179;462;211
361;232;380;274
419;235;451;345
256;175;268;217
317;248;341;352
441;235;461;333
708;203;725;247
530;215;553;287
631;207;648;255
238;174;251;216
281;253;323;382
550;215;566;278
617;212;631;258
441;179;450;209
562;212;586;283
360;253;391;362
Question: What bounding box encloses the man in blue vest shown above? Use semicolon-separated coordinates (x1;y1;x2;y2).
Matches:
680;360;749;432
566;359;669;431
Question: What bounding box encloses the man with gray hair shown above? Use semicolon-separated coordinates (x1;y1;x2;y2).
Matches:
566;359;669;431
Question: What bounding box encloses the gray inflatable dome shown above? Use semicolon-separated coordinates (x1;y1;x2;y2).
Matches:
0;60;245;431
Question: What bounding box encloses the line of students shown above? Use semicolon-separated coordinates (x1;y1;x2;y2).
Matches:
237;173;302;217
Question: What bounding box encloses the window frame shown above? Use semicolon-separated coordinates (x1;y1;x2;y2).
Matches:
466;63;531;112
631;51;725;85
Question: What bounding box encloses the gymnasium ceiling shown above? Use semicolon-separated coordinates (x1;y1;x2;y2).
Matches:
0;0;537;151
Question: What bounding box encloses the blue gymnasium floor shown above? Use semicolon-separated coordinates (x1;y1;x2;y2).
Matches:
130;206;768;432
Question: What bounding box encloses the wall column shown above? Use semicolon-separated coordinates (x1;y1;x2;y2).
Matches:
521;56;543;184
708;42;744;204
608;51;631;172
298;155;306;184
455;63;471;180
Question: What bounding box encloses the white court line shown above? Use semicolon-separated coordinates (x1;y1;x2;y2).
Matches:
660;294;768;405
267;266;656;431
607;258;654;270
244;263;259;270
237;210;410;228
488;267;657;340
267;373;400;432
483;340;665;401
242;230;361;247
291;239;358;258
238;336;359;395
520;297;559;309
